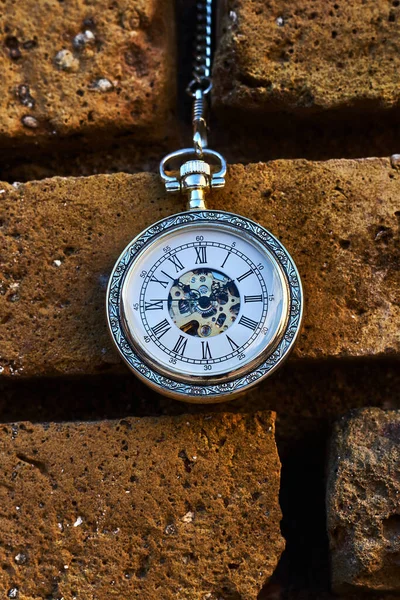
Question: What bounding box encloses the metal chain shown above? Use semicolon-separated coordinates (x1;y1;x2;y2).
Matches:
187;0;213;96
159;0;227;206
186;0;213;156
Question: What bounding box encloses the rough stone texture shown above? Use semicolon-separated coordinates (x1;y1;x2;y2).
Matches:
0;158;399;378
0;411;283;599
0;364;398;600
327;408;400;593
0;0;175;145
213;0;400;115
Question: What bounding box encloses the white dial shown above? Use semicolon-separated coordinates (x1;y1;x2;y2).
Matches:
120;223;289;381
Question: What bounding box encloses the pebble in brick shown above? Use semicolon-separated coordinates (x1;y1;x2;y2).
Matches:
213;0;400;115
0;158;399;378
327;408;400;592
0;0;175;145
0;411;283;599
53;49;80;73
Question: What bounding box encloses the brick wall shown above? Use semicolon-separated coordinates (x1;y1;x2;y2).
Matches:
0;1;399;598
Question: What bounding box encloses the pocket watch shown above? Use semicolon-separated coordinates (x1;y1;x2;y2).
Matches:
106;1;303;403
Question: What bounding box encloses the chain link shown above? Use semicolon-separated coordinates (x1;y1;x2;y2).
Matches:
186;0;213;97
186;0;213;156
159;0;227;201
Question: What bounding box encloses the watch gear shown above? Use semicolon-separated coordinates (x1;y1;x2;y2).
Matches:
168;268;240;338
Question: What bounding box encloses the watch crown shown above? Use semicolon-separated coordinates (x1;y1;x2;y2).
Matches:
180;160;211;179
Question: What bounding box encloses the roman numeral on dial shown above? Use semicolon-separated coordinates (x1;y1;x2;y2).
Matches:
150;270;173;288
238;315;258;330
195;246;207;264
168;254;184;273
151;318;171;339
201;341;212;359
150;275;169;289
226;335;239;351
244;295;262;303
172;335;187;356
221;251;231;268
144;299;164;311
237;269;253;282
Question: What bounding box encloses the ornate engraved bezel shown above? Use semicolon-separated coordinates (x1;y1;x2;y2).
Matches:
106;210;303;403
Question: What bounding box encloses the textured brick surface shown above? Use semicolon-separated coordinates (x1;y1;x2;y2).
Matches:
0;158;399;378
0;411;283;599
327;408;400;593
0;0;175;145
213;0;400;115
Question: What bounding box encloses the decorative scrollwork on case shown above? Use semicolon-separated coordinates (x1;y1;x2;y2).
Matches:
107;210;303;398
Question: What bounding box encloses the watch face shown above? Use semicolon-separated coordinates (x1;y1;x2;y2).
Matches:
107;211;303;402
